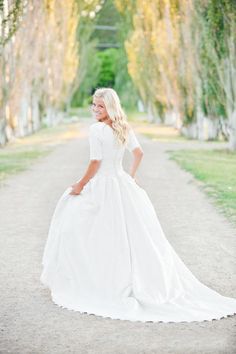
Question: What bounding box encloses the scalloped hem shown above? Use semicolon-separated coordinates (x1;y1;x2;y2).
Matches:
50;294;236;324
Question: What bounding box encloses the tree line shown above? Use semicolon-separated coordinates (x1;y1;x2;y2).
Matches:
115;0;236;150
1;0;236;151
0;0;101;147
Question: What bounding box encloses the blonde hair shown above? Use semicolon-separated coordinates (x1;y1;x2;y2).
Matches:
93;87;130;145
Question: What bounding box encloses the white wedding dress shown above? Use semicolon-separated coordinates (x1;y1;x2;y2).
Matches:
40;121;236;323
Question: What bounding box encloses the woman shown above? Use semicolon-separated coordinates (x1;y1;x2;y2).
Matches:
40;87;236;323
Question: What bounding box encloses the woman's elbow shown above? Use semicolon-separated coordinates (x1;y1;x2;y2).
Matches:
133;147;144;157
90;159;102;167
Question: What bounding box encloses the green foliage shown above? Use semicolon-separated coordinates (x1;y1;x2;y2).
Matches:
71;44;101;107
72;0;138;109
195;0;236;118
96;48;119;87
0;149;50;181
71;10;100;107
0;0;25;46
113;11;139;109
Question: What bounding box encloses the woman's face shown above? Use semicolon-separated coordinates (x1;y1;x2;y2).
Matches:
92;97;108;122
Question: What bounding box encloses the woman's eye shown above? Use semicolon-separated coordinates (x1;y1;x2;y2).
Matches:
91;103;103;108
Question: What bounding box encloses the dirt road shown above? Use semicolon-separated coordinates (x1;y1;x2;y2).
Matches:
0;120;235;353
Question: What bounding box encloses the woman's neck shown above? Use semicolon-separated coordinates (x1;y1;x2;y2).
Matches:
100;118;112;127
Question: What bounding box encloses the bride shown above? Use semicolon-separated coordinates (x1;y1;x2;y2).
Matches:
40;87;236;323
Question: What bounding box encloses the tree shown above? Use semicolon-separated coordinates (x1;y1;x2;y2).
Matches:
0;0;80;146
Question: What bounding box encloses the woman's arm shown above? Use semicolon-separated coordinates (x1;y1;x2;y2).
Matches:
129;147;144;178
69;160;101;195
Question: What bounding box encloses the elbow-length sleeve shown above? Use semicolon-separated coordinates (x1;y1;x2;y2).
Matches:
126;128;143;153
89;125;103;160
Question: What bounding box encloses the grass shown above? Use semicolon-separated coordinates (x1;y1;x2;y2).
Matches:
0;149;51;182
0;119;82;183
131;118;235;225
168;149;236;225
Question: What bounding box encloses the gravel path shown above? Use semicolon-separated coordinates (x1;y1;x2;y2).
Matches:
0;120;236;354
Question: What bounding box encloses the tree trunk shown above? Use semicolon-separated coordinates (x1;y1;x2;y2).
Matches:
31;93;41;132
17;91;31;137
197;108;220;141
0;114;8;147
228;110;236;151
147;102;160;123
180;122;198;139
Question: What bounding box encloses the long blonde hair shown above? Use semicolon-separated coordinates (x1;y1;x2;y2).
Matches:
93;87;130;145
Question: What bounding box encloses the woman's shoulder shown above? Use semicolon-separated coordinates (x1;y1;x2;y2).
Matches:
89;122;102;132
90;121;100;128
89;121;106;130
89;122;106;139
89;121;113;134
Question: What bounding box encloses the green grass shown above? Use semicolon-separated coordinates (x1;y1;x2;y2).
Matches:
168;149;236;225
0;149;52;182
0;119;81;183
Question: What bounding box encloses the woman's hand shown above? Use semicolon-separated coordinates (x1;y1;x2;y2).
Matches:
69;182;84;195
130;175;141;187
